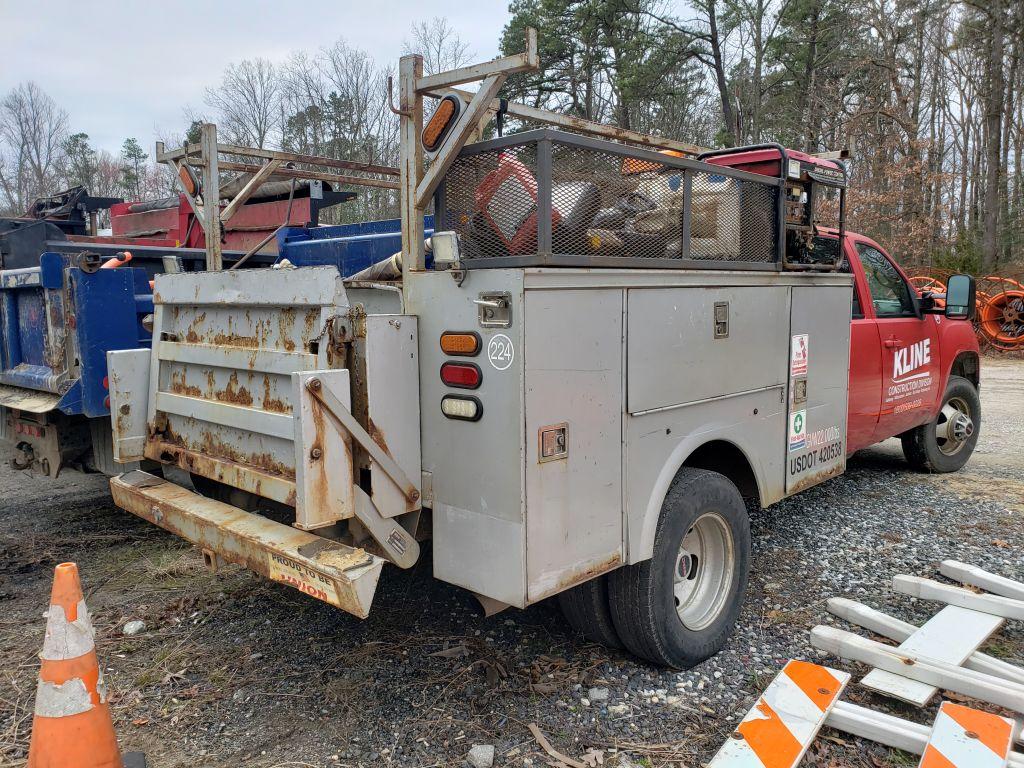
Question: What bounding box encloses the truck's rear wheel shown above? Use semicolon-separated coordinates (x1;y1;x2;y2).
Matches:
901;375;980;473
558;575;623;648
608;468;749;668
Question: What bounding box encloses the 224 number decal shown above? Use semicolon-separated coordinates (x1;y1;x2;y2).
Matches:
487;333;515;371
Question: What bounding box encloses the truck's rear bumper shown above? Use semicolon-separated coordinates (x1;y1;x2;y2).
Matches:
110;470;385;618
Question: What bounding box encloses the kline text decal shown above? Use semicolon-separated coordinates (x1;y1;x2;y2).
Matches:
893;338;930;381
887;338;933;406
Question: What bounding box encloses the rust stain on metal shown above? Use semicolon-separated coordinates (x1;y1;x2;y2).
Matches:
307;395;330;508
211;332;260;349
146;438;296;507
551;552;623;595
215;371;254;407
366;418;395;458
302;308;319;344
184;311;208;344
278;309;297;352
168;369;204;399
44;296;66;370
156;426;295;481
115;402;131;439
262;376;290;414
788;464;842;495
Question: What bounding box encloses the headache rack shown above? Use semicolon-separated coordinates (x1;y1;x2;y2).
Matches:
436;130;783;271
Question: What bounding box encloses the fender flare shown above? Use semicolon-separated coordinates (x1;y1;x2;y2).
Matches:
628;432;765;565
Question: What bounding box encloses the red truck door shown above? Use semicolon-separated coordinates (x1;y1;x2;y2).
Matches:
853;241;941;441
846;239;882;454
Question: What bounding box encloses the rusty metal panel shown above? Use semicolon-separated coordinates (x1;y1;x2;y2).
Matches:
364;315;421;518
106;348;150;463
144;267;349;504
110;470;385;618
292;369;355;530
151;265;346;306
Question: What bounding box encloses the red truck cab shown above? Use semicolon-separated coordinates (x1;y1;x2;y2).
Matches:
705;145;981;473
843;232;980;470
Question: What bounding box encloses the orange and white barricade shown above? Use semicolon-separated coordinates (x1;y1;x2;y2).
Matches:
707;660;850;768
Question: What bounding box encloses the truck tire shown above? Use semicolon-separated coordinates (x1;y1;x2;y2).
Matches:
189;473;261;512
558;575;623;649
901;375;980;473
608;468;750;668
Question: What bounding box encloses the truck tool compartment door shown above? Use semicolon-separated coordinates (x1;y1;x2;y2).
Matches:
525;288;623;602
856;243;940;440
785;284;851;494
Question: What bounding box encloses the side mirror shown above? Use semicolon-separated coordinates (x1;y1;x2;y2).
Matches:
944;274;976;320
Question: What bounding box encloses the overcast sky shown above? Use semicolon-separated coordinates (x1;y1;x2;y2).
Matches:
0;0;509;156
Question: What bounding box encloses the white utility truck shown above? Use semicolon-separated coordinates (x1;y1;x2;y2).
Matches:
104;32;978;667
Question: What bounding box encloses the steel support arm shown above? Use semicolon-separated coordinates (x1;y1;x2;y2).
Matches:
416;28;538;92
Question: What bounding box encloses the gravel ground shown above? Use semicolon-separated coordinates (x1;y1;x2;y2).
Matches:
1;357;1021;768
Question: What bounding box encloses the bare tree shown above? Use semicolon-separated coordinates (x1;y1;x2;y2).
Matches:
0;82;69;213
204;58;281;148
403;17;473;75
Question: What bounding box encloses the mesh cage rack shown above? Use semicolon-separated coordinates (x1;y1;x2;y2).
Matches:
437;129;785;270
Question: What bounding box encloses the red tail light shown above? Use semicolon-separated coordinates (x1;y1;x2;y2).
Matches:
440;362;481;389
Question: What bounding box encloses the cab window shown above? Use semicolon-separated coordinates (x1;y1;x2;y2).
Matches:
857;244;916;317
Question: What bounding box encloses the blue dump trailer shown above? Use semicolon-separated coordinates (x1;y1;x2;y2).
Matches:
0;216;430;476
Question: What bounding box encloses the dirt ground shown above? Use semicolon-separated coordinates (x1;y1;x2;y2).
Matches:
1;357;1022;768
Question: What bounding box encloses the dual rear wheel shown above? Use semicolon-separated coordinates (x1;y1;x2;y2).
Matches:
559;468;750;669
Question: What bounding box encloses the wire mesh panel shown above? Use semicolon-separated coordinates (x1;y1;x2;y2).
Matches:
439;130;781;269
440;142;541;261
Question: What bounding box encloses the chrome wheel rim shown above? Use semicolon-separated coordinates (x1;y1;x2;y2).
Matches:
935;396;974;456
673;512;735;630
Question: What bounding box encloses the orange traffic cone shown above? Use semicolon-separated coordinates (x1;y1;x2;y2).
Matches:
27;563;145;768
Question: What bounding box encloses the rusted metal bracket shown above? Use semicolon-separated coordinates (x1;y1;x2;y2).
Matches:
305;377;419;504
387;76;412;117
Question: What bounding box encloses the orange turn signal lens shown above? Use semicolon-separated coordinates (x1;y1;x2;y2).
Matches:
422;95;461;152
178;164;199;196
440;331;480;356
